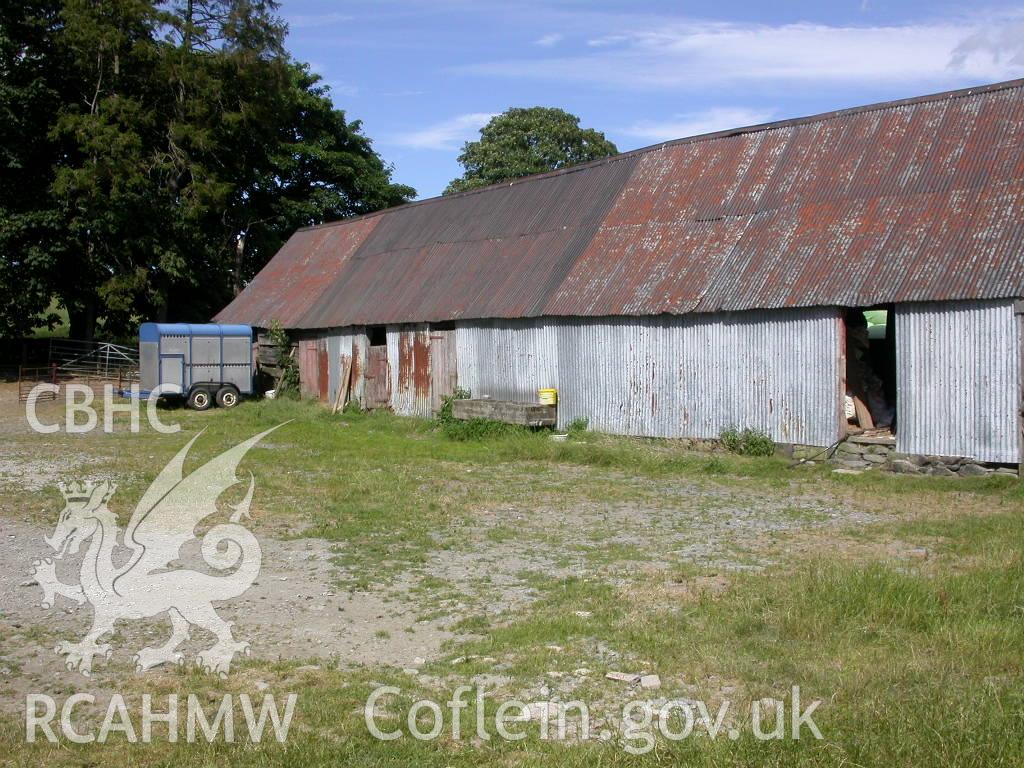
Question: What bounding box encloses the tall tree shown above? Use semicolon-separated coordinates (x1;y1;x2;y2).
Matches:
147;0;291;323
0;0;413;340
444;107;617;195
222;62;413;294
49;0;163;339
0;0;69;337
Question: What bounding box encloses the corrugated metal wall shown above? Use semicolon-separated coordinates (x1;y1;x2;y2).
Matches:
300;301;1023;459
455;319;559;403
456;309;842;446
326;333;340;403
896;299;1020;462
318;328;369;407
388;324;433;417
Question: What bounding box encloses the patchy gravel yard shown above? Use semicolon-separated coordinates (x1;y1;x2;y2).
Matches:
0;382;1021;766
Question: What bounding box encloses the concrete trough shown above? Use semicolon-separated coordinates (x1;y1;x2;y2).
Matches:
452;399;557;427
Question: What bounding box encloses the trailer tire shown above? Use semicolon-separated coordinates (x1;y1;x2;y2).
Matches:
216;385;240;409
187;387;213;411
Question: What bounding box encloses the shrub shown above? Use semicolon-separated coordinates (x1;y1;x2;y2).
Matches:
436;387;471;426
719;426;742;453
719;426;775;457
267;320;299;395
567;417;589;437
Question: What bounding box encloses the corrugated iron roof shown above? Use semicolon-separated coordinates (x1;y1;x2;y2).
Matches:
217;79;1024;329
223;216;380;328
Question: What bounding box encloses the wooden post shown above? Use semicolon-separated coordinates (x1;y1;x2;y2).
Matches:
852;395;874;430
837;313;848;439
333;355;353;414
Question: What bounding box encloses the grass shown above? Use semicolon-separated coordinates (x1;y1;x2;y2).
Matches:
1;396;1023;765
434;507;1024;765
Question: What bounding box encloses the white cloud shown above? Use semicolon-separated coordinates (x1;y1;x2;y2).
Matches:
389;112;497;151
951;20;1024;69
458;18;1024;90
534;33;564;47
623;107;778;143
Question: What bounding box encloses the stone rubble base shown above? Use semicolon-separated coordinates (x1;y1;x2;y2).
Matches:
790;437;1018;477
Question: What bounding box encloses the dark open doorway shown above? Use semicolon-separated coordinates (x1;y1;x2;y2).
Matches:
844;305;897;435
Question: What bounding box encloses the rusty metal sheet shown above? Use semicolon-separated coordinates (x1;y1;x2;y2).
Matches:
215;216;380;328
549;83;1024;316
301;153;638;327
387;324;436;417
218;79;1024;330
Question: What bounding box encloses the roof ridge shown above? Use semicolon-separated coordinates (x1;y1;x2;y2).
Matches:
298;77;1024;235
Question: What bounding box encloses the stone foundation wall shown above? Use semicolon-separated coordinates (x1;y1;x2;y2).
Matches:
792;437;1017;477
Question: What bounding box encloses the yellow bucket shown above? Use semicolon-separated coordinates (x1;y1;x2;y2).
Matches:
538;388;558;406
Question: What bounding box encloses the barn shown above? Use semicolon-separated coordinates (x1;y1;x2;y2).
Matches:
216;79;1024;466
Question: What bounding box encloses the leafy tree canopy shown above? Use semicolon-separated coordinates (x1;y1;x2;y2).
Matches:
444;107;617;195
0;0;413;340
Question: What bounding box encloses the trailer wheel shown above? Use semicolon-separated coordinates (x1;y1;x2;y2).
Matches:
187;387;213;411
216;385;240;409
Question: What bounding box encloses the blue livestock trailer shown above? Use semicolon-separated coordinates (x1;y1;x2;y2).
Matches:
138;323;254;409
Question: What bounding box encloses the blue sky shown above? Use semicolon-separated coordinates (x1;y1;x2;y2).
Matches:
282;0;1024;199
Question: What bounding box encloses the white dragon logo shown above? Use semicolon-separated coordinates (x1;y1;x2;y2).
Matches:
29;425;283;678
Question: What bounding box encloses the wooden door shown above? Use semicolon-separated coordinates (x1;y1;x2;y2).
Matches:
429;330;458;413
300;339;319;399
364;345;391;409
317;339;329;402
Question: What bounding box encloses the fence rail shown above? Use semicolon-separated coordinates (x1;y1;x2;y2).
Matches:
49;338;138;378
18;337;140;403
18;365;60;403
18;365;141;403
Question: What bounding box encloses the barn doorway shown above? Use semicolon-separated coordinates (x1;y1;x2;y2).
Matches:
428;322;457;414
364;326;391;409
844;306;897;435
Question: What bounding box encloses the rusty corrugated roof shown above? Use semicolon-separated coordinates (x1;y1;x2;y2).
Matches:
217;79;1024;329
222;216;380;328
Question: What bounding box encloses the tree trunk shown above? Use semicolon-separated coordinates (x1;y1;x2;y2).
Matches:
233;233;246;296
67;297;96;341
